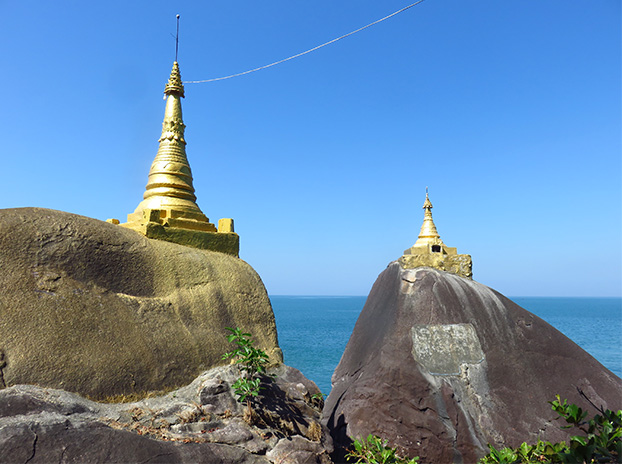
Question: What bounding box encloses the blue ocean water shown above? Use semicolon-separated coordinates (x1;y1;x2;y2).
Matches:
271;295;622;395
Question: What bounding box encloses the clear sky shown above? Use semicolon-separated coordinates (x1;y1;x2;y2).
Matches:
2;1;620;297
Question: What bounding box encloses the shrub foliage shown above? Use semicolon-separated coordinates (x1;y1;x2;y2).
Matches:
346;434;419;464
480;394;622;464
222;327;271;404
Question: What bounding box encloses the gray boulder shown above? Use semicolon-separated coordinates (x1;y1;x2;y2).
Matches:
322;264;622;463
0;364;333;463
0;207;282;400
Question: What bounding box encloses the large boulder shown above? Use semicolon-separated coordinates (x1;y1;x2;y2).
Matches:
323;263;622;463
0;364;333;463
0;207;282;400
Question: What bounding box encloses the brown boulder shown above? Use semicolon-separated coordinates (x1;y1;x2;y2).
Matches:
0;364;333;463
322;263;622;463
0;207;282;400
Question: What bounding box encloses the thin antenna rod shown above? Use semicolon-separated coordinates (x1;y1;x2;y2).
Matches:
175;14;180;62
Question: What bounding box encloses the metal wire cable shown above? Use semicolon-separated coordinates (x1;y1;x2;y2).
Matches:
184;0;426;84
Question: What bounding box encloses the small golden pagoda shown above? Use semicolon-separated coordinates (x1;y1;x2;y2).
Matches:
119;62;239;256
399;190;472;279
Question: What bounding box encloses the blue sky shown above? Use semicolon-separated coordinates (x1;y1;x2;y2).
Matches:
2;1;620;296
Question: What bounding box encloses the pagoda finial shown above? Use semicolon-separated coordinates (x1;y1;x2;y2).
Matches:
164;61;185;98
164;15;183;96
175;14;180;62
422;188;433;211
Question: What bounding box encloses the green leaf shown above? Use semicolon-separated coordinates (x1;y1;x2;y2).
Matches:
570;435;587;446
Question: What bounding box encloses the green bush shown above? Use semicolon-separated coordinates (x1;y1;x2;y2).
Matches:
346;434;419;464
480;395;622;464
222;327;271;404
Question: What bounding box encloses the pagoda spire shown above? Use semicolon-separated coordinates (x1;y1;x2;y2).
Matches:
129;61;209;221
414;189;442;247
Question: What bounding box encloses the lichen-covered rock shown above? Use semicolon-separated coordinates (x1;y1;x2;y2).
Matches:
0;364;333;463
322;263;622;463
266;436;332;464
0;207;282;400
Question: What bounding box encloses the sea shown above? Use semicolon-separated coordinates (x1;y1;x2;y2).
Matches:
271;296;622;395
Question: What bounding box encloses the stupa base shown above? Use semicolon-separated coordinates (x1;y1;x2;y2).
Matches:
399;253;472;279
121;209;239;256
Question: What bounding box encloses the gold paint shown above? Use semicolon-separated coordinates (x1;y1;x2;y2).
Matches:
218;218;235;233
122;62;239;256
129;61;208;224
413;191;444;250
400;191;472;279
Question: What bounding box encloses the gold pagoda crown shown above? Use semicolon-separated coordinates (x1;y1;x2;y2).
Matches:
164;61;185;97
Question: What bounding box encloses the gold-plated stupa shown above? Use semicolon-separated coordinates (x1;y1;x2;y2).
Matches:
120;62;239;256
413;192;442;250
399;190;472;279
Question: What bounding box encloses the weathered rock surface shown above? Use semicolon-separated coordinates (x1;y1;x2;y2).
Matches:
0;364;333;463
0;207;282;400
323;263;622;463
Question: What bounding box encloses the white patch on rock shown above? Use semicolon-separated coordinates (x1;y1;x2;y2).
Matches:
411;323;485;375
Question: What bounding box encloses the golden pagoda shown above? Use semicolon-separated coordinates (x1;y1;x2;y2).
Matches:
119;62;239;256
399;190;472;279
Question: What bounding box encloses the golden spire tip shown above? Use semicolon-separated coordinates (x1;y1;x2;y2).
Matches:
164;61;185;97
423;188;433;210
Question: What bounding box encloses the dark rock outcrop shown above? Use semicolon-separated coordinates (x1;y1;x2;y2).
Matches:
0;207;282;400
322;264;622;463
0;364;333;463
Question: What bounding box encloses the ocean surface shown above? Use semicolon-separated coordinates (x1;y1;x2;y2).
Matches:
271;296;622;395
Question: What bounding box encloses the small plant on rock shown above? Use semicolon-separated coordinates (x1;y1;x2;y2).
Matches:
232;377;262;403
310;392;326;410
481;440;569;464
222;327;270;377
346;434;419;464
222;327;271;423
480;393;622;464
